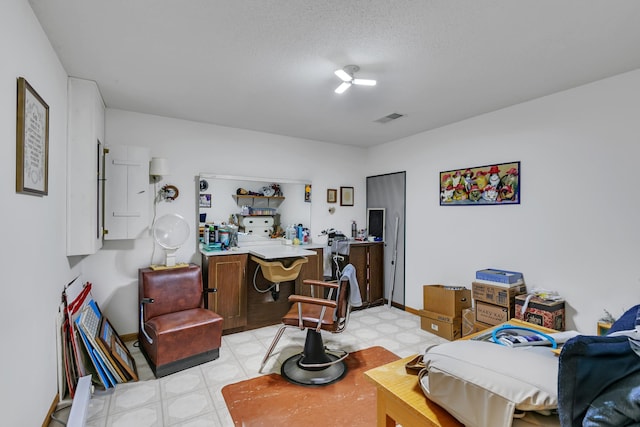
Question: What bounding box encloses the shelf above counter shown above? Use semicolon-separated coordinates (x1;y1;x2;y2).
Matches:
232;194;285;208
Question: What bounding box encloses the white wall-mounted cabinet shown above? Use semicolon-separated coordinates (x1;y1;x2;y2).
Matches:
104;145;150;240
66;78;105;256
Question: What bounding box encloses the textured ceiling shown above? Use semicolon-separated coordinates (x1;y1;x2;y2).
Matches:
28;0;640;147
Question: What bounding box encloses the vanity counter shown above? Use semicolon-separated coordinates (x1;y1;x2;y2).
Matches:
200;242;323;259
247;245;316;259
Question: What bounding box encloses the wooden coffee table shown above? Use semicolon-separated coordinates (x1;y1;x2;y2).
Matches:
364;355;462;427
365;319;556;427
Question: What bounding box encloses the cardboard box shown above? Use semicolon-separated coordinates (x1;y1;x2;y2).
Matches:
475;301;510;325
472;281;526;309
475;268;523;284
419;309;462;341
423;285;471;318
473;278;524;288
515;295;565;331
420;309;456;323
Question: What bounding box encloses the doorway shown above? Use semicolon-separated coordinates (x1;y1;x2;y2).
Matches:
366;172;406;308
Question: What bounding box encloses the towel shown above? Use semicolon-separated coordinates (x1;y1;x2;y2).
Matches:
340;264;363;308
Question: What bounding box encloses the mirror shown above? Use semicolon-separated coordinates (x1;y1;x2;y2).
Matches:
198;174;311;247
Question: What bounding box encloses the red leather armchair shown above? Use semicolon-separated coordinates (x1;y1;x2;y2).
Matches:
139;264;223;377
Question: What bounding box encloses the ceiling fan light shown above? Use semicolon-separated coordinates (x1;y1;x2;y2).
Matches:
334;69;353;82
353;78;377;86
335;82;352;94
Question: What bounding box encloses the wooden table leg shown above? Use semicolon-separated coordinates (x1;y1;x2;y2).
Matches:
376;389;396;427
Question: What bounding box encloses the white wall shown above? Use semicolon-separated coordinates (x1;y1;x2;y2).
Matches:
82;110;369;334
367;69;640;333
0;0;74;425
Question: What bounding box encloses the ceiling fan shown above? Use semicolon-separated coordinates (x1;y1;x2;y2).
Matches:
334;65;377;94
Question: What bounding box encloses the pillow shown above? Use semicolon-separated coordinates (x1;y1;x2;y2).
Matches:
419;340;559;427
608;304;639;335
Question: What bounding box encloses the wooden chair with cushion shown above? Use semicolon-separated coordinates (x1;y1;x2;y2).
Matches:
138;264;223;377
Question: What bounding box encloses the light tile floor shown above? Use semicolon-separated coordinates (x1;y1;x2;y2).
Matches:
75;306;448;427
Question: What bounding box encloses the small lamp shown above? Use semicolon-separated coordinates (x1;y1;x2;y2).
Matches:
150;157;169;181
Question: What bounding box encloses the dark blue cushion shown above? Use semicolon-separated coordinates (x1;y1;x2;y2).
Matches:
608;304;640;334
557;304;640;426
558;335;640;426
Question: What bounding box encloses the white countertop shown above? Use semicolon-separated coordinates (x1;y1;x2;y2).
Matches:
200;242;322;258
200;237;381;258
246;245;316;259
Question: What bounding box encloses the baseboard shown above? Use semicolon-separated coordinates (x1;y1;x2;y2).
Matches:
383;299;410;312
42;393;60;427
404;305;420;316
120;332;138;342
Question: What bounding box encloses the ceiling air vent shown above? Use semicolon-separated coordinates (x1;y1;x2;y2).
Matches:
374;113;404;124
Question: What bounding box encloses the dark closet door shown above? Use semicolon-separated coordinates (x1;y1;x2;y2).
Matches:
366;172;406;307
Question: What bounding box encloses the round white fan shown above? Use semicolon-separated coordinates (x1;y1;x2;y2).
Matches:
334;65;377;94
153;213;190;267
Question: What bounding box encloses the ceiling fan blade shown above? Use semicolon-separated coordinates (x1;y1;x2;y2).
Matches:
335;82;352;94
334;69;353;82
353;78;376;86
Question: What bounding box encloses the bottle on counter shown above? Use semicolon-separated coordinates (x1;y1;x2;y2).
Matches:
352;220;357;238
203;224;210;245
286;224;296;241
219;228;230;247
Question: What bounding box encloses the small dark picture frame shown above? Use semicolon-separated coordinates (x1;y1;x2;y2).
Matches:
327;188;337;203
16;77;49;196
340;187;354;206
199;193;211;208
305;184;312;203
